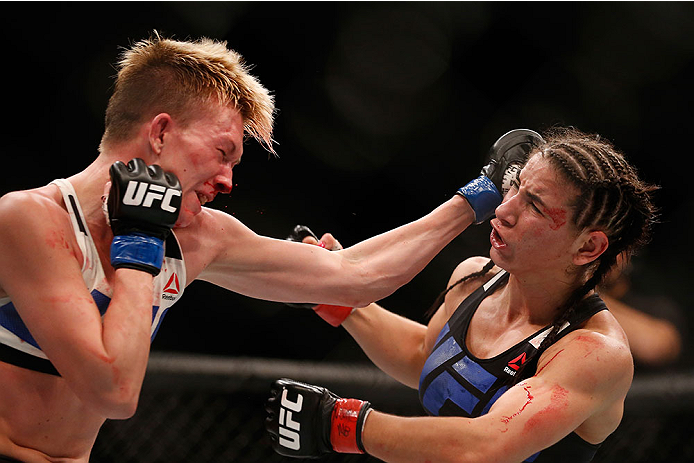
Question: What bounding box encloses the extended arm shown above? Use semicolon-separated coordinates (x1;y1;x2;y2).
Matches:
198;194;474;307
336;257;492;389
198;129;543;308
362;330;632;462
266;329;633;462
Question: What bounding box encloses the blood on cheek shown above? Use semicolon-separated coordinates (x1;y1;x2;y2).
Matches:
542;207;567;230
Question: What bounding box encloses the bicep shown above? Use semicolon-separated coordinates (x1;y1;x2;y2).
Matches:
481;375;591;460
481;338;631;461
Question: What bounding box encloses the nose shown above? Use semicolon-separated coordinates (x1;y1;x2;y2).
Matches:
214;164;233;194
494;190;519;227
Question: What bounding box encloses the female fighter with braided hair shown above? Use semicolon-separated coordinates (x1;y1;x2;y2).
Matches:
266;127;659;463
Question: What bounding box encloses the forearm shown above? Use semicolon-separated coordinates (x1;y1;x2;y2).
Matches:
362;411;497;463
87;269;154;418
343;303;428;389
341;195;473;305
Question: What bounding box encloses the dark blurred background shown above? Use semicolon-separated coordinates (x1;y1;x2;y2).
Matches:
2;1;692;369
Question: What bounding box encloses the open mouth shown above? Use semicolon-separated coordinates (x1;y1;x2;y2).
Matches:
197;192;210;206
490;226;506;249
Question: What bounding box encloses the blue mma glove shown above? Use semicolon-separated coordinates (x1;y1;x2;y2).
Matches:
458;129;544;223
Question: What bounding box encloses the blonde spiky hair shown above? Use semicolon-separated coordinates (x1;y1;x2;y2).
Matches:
101;31;276;154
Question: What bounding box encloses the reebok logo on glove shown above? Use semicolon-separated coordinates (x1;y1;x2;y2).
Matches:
122;181;181;213
278;389;303;451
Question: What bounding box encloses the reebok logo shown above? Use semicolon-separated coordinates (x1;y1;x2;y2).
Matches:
503;352;527;377
163;273;180;295
123;181;181;213
278;388;303;451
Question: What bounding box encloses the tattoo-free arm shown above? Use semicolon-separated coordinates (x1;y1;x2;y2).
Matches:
360;330;633;463
197;196;474;307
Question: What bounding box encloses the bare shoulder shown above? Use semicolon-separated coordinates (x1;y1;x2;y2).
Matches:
430;256;502;322
538;312;633;399
0;186;82;295
174;206;260;281
0;186;70;235
446;256;501;299
175;206;257;249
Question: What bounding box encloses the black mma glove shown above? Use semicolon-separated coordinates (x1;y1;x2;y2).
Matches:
265;378;373;458
285;225;353;326
108;158;182;276
457;129;544;223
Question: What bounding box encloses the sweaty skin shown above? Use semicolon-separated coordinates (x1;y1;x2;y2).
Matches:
0;102;476;461
336;155;632;462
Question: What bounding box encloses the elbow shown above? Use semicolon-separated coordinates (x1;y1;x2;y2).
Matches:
75;373;142;419
94;386;141;419
348;270;410;308
103;389;140;420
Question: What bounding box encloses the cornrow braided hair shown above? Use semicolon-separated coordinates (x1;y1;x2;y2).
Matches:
425;127;658;383
534;127;658;352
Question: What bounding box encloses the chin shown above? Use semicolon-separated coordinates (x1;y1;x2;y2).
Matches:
488;249;514;273
174;211;196;229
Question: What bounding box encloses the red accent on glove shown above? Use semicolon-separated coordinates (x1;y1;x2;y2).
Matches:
313;304;353;327
330;398;367;454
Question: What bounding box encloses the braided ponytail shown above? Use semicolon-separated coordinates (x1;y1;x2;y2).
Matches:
424;259;495;320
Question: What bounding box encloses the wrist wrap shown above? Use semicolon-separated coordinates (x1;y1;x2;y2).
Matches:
330;398;371;454
314;305;354;327
111;233;165;276
456;175;503;224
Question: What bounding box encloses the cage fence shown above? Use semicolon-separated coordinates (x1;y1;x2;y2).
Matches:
92;353;694;462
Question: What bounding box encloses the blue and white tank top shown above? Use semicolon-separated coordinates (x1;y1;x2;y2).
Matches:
0;179;186;375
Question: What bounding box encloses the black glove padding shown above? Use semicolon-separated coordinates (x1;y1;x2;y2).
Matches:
458;129;544;224
265;378;371;458
107;158;182;275
108;158;182;240
480;129;544;197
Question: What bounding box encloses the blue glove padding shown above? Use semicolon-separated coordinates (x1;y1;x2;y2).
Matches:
110;233;165;276
457;175;503;224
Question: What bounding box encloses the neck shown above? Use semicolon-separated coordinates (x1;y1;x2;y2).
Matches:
500;271;582;327
65;151;124;242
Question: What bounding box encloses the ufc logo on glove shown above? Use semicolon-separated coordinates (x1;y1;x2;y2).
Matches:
278;389;303;450
122;181;181;213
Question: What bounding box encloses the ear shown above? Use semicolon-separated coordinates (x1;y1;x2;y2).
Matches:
573;230;609;266
148;113;174;156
